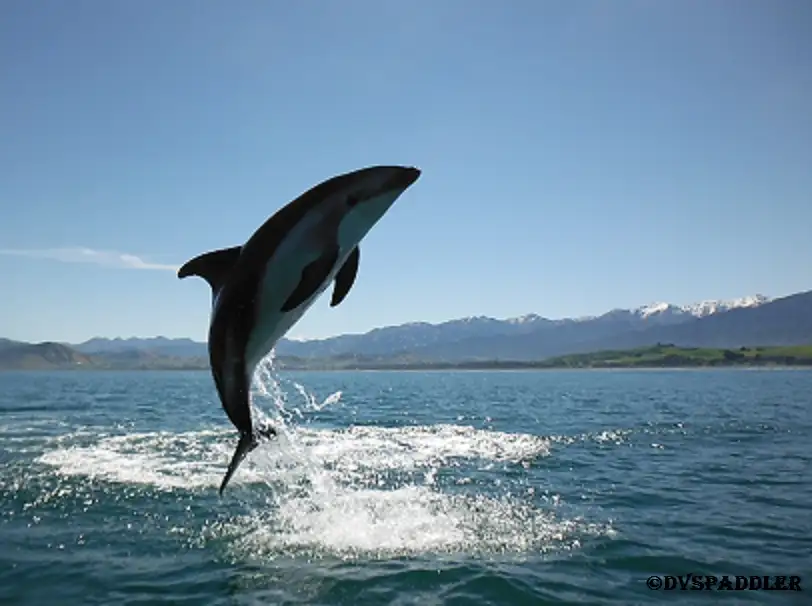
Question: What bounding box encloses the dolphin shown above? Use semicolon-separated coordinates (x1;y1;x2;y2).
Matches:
177;165;421;495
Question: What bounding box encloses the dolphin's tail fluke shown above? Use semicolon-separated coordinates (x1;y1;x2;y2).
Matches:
219;432;254;495
218;424;278;496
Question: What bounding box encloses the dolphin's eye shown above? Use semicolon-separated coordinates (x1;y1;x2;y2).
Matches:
347;195;361;208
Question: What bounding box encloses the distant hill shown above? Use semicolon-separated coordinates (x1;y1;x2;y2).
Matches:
274;294;772;359
581;290;812;352
394;291;812;362
0;341;208;371
0;342;95;370
73;336;207;357
3;289;810;369
65;292;775;361
0;338;25;352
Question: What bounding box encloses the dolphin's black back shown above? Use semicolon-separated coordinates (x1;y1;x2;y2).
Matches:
235;166;389;272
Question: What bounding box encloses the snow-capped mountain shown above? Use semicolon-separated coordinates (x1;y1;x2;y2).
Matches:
8;290;810;369
681;294;772;317
70;292;783;361
633;294;771;320
274;294;775;358
506;313;546;325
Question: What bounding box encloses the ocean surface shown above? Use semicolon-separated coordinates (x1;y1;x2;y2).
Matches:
1;365;810;605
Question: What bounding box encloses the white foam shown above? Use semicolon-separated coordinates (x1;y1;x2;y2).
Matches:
38;429;231;490
295;424;549;474
37;423;549;491
35;359;614;559
216;485;608;560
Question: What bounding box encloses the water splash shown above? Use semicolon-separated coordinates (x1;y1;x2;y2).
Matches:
35;356;614;560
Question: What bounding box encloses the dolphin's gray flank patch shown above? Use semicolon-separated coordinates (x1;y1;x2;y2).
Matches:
177;246;242;296
281;246;340;312
330;245;360;307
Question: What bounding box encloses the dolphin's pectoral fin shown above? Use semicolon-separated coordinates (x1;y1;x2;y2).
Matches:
330;246;360;307
178;246;242;296
281;247;340;312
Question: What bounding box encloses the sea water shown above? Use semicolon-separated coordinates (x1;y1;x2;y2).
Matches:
1;365;810;604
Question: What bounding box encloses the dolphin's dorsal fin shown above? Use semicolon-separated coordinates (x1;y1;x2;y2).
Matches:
177;246;242;295
331;246;360;307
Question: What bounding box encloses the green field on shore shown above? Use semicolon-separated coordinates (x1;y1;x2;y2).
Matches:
528;344;812;369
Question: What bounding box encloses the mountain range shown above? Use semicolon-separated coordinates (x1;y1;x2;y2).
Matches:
1;290;811;370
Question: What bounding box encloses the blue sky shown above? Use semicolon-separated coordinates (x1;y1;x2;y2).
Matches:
1;0;810;343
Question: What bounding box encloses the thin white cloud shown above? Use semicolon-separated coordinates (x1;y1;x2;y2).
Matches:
0;247;178;272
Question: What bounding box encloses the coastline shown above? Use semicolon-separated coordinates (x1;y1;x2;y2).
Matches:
3;344;811;372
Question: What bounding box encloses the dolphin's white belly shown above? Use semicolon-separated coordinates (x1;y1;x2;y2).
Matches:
243;216;352;372
241;186;407;372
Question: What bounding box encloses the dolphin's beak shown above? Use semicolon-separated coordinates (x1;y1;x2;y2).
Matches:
386;167;421;192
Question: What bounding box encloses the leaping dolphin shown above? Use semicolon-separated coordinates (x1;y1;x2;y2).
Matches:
178;165;421;494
